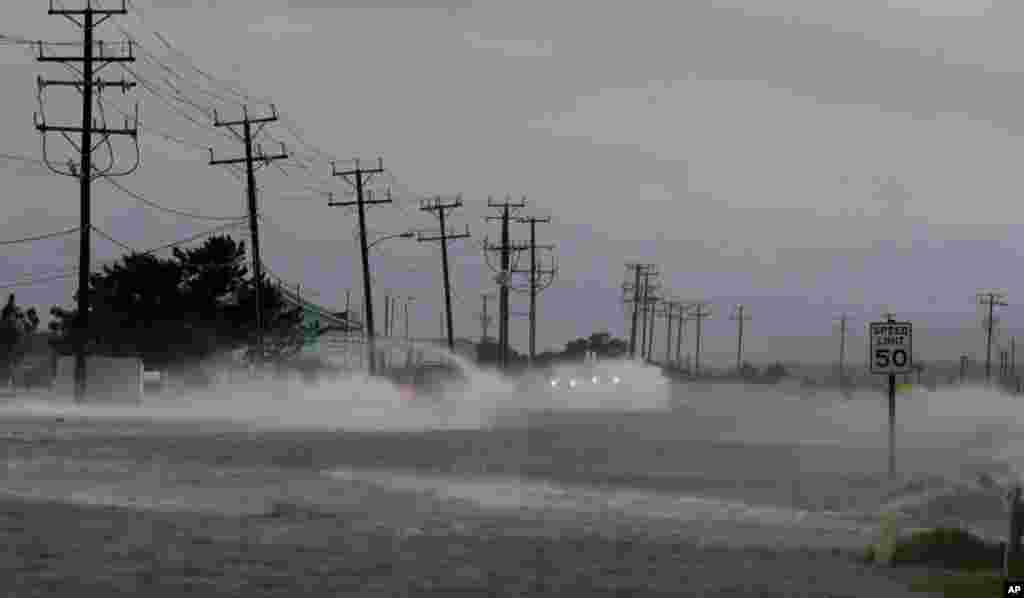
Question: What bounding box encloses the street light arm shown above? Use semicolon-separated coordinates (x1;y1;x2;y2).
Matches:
367;231;415;250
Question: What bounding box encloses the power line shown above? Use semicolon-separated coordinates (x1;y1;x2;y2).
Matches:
0;226;80;246
0;271;78;290
90;224;135;252
100;176;246;221
0;219;245;290
132;219;247;258
103;14;429;233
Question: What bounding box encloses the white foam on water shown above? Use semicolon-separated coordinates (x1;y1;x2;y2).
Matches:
322;466;874;539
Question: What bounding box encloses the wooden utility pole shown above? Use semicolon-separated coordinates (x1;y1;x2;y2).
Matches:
345;289;351;335
730;304;751;375
978;291;1009;385
664;301;675;365
210;106;288;366
637;267;659;361
392;296;398;339
330;158;388;375
405;296;414;341
418;196;470;353
478;293;493;343
689;303;713;376
639;275;650;360
512;216;555;365
622;264;652;359
834;313;853;391
485;196;527;369
36;0;139;402
675;303;690;368
646;293;659;361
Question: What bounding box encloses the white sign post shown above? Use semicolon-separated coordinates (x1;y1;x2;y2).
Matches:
869;317;912;477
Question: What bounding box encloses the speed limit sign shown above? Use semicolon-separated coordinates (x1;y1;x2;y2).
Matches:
869;320;913;375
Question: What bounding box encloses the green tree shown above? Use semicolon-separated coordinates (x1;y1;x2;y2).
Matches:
48;234;302;370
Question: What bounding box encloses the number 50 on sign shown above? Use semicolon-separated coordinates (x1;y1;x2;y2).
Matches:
869;321;913;375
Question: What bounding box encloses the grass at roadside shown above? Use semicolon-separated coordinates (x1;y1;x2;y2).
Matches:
864;526;1024;597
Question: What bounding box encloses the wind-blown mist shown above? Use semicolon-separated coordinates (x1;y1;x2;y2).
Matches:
0;351;673;432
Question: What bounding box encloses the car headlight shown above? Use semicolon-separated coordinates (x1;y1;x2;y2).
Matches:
569;379;578;388
550;379;559;387
612;376;621;384
592;376;599;384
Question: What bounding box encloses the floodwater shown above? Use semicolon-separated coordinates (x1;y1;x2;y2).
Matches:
0;356;1020;549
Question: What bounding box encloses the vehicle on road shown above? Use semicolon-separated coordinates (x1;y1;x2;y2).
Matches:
379;361;469;405
518;352;627;393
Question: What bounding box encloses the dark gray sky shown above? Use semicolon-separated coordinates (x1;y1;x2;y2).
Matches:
2;0;1022;365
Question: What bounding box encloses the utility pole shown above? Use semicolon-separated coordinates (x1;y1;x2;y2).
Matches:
977;290;1009;385
675;303;689;368
393;296;400;341
391;296;398;338
646;293;659;361
345;289;351;335
405;296;414;341
384;292;390;337
637;267;660;361
485;196;527;369
478;293;494;343
513;216;555;365
209;106;288;366
330;158;388;375
731;304;751;375
1013;337;1017;378
418;195;470;353
639;274;650;360
663;301;675;365
36;0;139;402
623;264;647;359
834;313;852;391
689;303;713;377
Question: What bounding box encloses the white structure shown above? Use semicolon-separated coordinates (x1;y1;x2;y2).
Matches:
55;355;143;403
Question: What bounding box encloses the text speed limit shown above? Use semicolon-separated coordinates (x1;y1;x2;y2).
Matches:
869;321;913;375
874;347;909;368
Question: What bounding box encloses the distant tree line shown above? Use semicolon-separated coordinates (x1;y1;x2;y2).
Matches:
475;331;629;369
